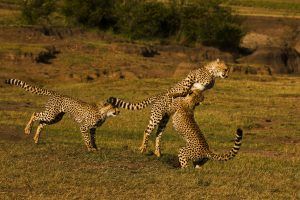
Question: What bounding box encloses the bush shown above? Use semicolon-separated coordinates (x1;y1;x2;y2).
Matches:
179;0;244;49
62;0;118;29
21;0;244;49
22;0;56;24
116;1;181;39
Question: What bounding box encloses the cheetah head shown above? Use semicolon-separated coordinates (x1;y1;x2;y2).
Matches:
100;103;120;117
205;58;230;79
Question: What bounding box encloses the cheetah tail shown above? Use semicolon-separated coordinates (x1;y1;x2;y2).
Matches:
5;79;55;96
106;96;156;110
207;128;243;161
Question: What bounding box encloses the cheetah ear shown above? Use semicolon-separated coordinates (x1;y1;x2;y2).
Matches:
216;58;220;62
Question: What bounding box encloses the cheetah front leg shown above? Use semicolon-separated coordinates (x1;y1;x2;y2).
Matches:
80;126;97;151
90;128;98;150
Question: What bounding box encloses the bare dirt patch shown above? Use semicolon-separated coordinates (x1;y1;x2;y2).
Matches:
255;135;300;145
243;149;286;158
0;124;25;141
0;101;35;111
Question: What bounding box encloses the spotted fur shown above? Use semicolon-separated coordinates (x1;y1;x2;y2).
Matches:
5;79;120;151
107;59;229;156
170;90;243;168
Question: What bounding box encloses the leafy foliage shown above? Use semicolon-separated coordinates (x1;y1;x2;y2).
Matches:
22;0;56;24
21;0;244;49
62;0;117;29
116;1;181;39
179;0;244;48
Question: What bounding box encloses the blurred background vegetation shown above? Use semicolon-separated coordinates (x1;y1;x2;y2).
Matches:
20;0;244;49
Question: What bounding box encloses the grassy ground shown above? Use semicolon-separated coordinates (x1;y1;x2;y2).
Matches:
0;75;299;199
0;1;299;199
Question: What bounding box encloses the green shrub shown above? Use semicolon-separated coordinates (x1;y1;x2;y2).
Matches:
21;0;244;49
179;0;244;49
116;1;180;39
22;0;56;24
62;0;118;29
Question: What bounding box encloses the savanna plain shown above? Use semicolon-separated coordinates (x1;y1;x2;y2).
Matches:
0;0;300;199
1;74;299;199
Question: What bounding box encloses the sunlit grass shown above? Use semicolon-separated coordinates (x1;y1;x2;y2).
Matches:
0;75;299;199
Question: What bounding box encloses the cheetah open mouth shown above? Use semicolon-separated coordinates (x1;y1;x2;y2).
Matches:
113;110;120;116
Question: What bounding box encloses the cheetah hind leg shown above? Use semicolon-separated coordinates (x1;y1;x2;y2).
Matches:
139;123;156;153
178;147;189;168
80;126;97;151
33;123;47;144
24;112;38;135
179;146;202;168
140;113;163;153
33;112;65;144
154;115;169;157
193;158;209;169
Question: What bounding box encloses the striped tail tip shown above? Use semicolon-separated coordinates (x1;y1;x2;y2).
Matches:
236;128;243;138
107;97;117;105
4;79;13;84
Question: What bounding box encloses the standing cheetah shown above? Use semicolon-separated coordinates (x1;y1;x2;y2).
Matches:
170;90;243;168
5;79;120;151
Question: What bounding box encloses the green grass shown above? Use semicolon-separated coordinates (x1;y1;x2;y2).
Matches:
0;43;45;54
0;75;299;199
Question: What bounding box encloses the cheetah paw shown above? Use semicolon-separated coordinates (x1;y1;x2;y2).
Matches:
154;150;161;157
24;128;31;135
88;147;98;152
139;146;147;153
33;137;39;144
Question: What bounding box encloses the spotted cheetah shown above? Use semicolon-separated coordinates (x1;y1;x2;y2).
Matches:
107;59;229;156
170;90;243;168
5;79;120;151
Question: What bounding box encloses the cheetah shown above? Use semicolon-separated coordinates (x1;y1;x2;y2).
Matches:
170;90;243;168
107;59;230;156
5;79;120;151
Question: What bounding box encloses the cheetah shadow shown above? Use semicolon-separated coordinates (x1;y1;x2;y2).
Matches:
149;152;181;168
149;152;209;169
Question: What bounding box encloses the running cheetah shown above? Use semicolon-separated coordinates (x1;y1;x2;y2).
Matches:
5;79;120;151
